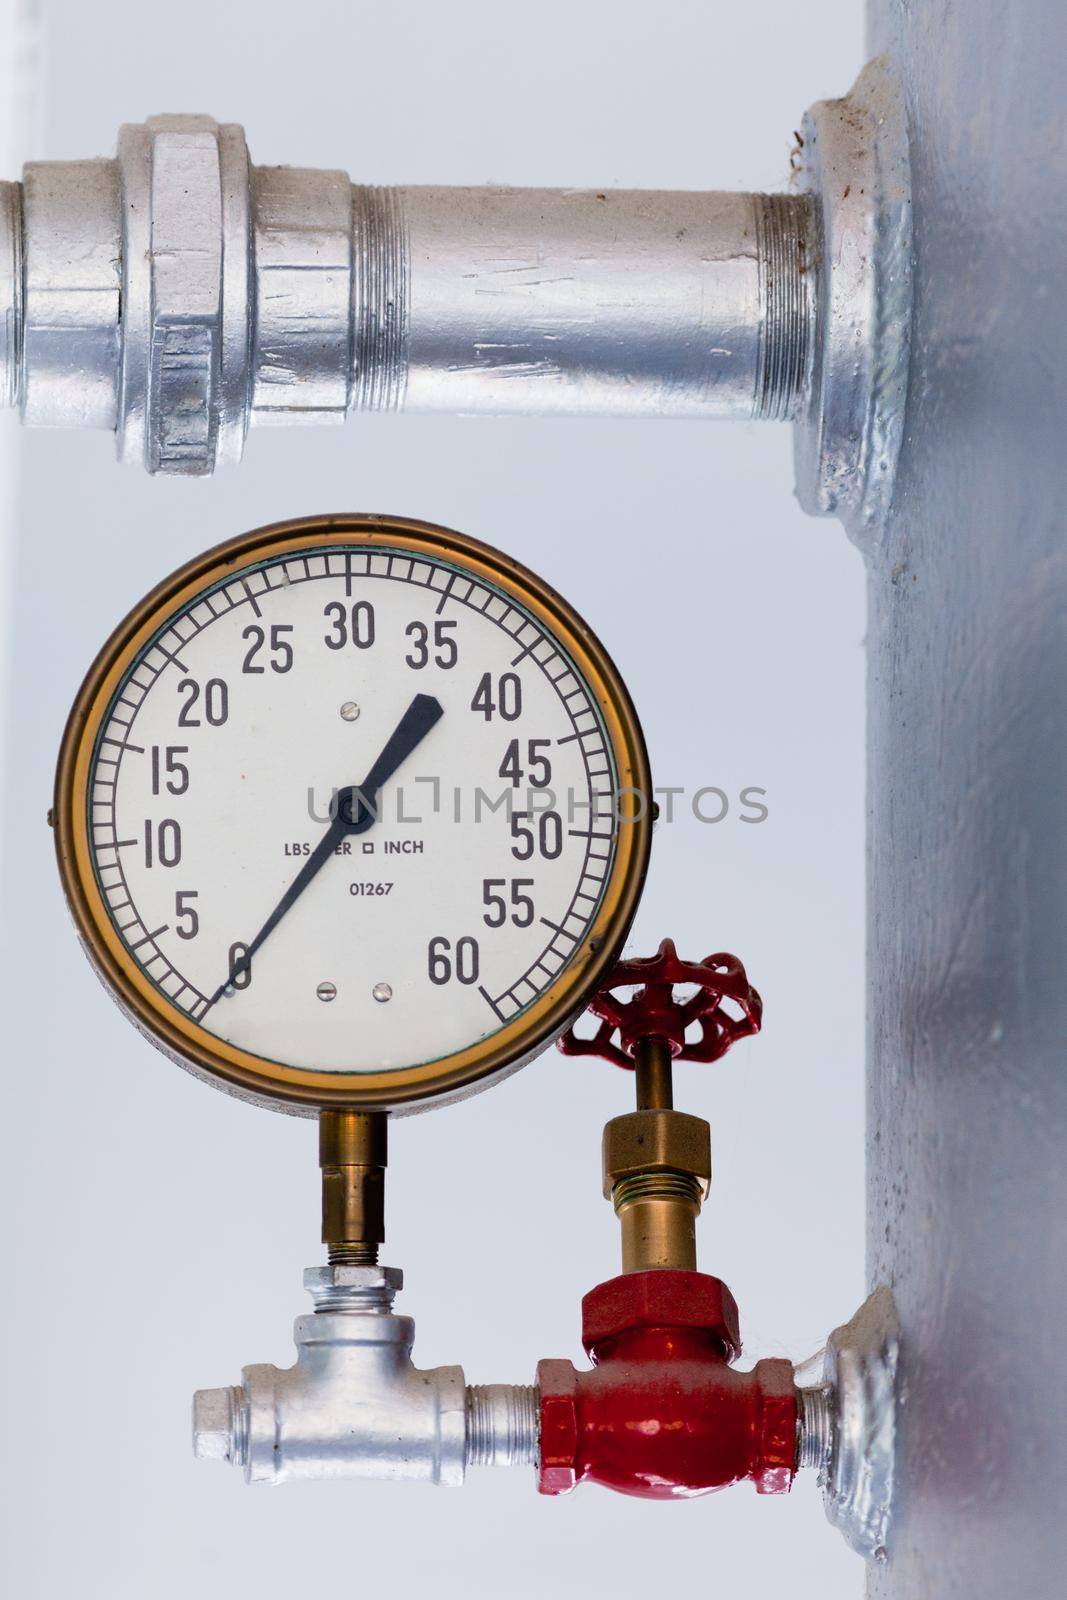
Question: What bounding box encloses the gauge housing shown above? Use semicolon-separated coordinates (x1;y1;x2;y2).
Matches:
54;515;651;1114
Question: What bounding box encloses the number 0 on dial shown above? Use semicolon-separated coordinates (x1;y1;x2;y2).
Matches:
54;515;651;1113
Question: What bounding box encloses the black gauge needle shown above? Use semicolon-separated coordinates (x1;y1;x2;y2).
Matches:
203;693;442;1010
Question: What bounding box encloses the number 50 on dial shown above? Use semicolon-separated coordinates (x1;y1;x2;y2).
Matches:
54;515;651;1114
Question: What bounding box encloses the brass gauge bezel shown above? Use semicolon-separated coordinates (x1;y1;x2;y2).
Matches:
54;514;651;1115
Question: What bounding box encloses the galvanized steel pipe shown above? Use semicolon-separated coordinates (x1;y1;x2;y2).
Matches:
0;116;813;473
0;65;911;530
387;186;813;422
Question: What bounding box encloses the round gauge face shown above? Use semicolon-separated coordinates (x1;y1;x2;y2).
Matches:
55;516;650;1113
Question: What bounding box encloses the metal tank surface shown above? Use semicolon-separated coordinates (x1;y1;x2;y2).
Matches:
0;60;911;533
864;0;1067;1595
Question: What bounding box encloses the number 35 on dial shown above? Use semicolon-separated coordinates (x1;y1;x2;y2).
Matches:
54;515;651;1113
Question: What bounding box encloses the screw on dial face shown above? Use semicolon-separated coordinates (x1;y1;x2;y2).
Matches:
54;516;651;1113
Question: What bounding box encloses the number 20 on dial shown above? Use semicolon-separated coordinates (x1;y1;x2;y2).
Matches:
54;515;651;1112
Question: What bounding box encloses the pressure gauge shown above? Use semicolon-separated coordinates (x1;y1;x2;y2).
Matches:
55;515;650;1113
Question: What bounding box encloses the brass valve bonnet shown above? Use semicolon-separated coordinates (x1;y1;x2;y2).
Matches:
602;1109;711;1200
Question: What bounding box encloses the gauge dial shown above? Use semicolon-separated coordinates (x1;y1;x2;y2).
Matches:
55;516;650;1112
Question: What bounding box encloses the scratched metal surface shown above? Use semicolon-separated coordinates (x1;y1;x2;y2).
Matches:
865;2;1067;1594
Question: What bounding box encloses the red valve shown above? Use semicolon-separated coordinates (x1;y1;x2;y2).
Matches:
538;1270;797;1499
545;941;791;1502
558;937;762;1068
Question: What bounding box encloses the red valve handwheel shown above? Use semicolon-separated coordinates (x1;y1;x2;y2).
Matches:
558;938;762;1069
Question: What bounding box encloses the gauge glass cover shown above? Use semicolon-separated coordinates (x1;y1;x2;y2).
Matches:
56;518;649;1111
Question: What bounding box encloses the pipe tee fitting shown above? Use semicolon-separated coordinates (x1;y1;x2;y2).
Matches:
192;1264;538;1485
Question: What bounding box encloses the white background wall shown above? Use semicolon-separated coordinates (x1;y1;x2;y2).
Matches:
0;0;36;833
0;4;866;1597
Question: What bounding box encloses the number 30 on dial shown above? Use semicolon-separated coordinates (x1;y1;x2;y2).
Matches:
54;515;651;1113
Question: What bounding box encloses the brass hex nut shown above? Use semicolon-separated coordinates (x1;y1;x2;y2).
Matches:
602;1110;711;1199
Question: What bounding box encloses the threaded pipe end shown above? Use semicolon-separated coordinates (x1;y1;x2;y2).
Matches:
612;1169;704;1272
612;1169;704;1212
754;192;815;421
465;1384;540;1468
797;1384;834;1472
230;1386;250;1467
351;184;408;413
328;1241;380;1266
311;1283;396;1313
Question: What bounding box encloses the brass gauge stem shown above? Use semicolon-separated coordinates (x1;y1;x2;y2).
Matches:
605;1039;711;1274
320;1110;388;1265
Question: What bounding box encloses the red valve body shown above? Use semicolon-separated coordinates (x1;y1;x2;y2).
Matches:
538;1271;797;1500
